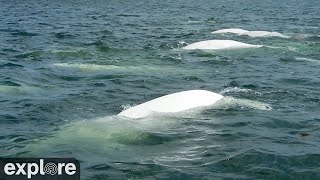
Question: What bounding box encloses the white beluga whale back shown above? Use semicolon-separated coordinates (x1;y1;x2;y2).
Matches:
212;28;290;38
118;89;272;119
182;40;262;50
118;90;224;119
213;28;250;34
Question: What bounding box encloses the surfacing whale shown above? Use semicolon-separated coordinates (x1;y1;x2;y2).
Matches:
182;40;262;50
118;90;224;119
212;28;290;38
14;89;272;156
118;90;272;119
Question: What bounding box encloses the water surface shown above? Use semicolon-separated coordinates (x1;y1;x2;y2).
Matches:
1;0;320;179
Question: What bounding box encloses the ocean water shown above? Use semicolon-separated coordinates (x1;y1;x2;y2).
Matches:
1;0;320;179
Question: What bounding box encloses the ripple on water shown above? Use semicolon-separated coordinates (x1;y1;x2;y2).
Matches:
9;30;39;37
53;32;78;39
0;62;24;68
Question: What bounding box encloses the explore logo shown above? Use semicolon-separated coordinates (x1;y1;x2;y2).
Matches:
0;158;80;180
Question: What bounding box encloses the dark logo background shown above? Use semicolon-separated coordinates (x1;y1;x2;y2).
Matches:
0;158;80;180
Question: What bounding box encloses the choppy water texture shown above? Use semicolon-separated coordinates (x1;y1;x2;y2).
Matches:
1;0;320;179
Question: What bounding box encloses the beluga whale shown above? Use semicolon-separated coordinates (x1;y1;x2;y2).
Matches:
118;90;224;119
118;89;272;119
14;89;272;157
181;40;262;50
211;28;290;38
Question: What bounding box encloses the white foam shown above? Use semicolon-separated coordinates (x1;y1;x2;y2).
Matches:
182;40;262;50
118;90;224;119
212;28;290;38
295;57;320;64
217;97;272;111
220;87;252;94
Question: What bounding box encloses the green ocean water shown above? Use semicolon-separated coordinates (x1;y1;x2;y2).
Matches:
0;0;320;179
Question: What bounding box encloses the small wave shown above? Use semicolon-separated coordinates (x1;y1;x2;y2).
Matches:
0;62;24;68
295;57;320;64
117;14;140;17
100;29;113;35
14;49;92;60
187;17;217;24
10;30;39;37
54;32;78;39
216;97;272;111
15;47;93;60
83;41;120;52
1;80;21;87
14;51;43;59
1;48;19;53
